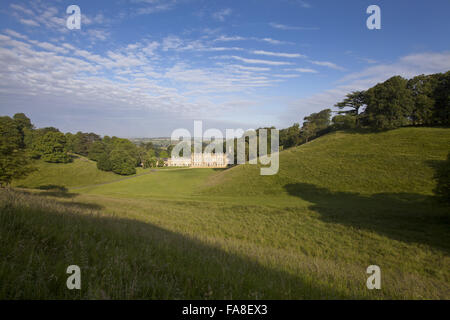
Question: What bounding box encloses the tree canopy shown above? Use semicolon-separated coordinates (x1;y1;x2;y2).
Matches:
0;115;35;186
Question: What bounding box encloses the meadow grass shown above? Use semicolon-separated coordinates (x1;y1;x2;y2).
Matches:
11;155;151;189
1;127;449;299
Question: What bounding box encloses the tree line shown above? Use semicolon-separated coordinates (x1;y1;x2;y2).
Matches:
0;113;172;185
279;71;449;150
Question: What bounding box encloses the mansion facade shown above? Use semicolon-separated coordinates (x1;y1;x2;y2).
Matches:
167;153;229;168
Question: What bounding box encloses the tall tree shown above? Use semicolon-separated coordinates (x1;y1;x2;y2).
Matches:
433;71;450;125
280;123;301;148
300;109;332;142
109;148;136;175
364;76;414;129
335;91;366;118
34;131;71;163
0;116;35;186
407;74;438;125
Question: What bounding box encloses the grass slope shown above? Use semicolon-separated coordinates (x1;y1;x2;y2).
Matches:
1;127;449;299
11;155;148;189
204;127;450;197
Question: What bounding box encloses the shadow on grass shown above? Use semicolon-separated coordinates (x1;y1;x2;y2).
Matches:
284;183;450;253
13;188;102;211
0;189;366;300
35;185;77;198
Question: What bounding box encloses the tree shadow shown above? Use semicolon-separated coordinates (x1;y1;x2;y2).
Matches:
426;157;450;203
13;188;102;210
1;190;367;300
35;185;77;198
284;183;450;253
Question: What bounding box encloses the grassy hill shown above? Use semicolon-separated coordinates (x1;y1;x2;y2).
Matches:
11;155;148;189
1;127;449;299
203;127;450;197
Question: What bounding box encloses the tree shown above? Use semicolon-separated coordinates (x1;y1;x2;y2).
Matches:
332;114;357;130
13;113;33;131
364;76;414;129
0;116;35;186
109;148;136;175
300;109;332;142
335;91;366;125
280;123;301;149
97;153;113;171
157;158;165;167
143;156;158;168
88;140;107;161
407;74;438;125
70;131;101;156
34;131;71;163
433;71;450;125
301;121;317;143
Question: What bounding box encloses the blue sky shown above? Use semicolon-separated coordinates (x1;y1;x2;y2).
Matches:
0;0;449;137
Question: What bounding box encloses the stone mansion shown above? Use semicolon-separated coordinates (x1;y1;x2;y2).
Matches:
166;153;229;168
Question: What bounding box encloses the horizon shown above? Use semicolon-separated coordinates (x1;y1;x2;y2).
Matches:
1;0;450;137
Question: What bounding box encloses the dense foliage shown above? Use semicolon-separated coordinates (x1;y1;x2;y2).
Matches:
279;71;450;151
0;115;35;186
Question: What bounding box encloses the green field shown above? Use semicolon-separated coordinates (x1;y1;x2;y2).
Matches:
11;155;152;189
1;127;449;299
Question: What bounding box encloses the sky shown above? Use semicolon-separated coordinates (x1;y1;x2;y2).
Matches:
0;0;449;137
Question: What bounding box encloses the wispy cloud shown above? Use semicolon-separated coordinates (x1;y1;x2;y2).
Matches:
214;35;247;42
253;50;306;58
230;56;293;66
19;18;40;27
214;35;293;45
297;1;311;8
133;0;177;15
261;37;292;45
269;22;319;31
0;30;292;124
309;60;345;71
212;8;232;22
293;68;318;73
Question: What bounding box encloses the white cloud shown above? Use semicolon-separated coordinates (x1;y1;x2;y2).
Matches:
269;22;319;31
19;19;40;27
230;56;293;66
162;35;183;51
134;0;177;15
0;30;289;122
297;1;311;8
273;74;301;78
10;3;33;15
293;68;318;73
212;8;232;22
261;38;292;45
253;50;306;58
214;35;247;42
309;60;345;71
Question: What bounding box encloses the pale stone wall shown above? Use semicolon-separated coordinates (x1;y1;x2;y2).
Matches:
167;153;228;168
